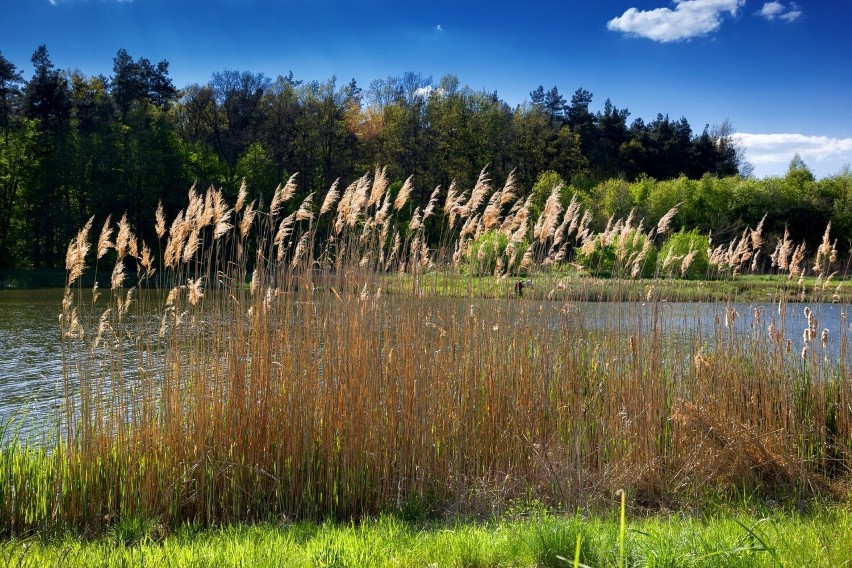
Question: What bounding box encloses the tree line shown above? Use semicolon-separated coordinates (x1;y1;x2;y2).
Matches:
2;45;849;271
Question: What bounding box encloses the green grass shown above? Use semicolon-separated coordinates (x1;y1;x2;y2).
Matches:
384;270;852;303
3;506;850;567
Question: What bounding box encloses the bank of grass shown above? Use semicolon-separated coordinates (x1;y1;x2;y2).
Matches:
1;171;851;541
385;270;852;303
3;505;851;567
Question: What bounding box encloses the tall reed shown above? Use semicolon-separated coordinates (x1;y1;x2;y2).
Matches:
1;169;849;535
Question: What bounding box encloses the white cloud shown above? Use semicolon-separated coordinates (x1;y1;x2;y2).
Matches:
607;0;745;42
758;1;785;18
436;24;443;32
780;7;802;22
733;133;852;174
757;2;802;22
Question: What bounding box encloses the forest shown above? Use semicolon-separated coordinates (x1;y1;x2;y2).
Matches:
1;45;850;270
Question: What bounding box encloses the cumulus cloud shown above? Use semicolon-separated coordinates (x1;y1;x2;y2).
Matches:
733;133;852;168
436;24;443;32
607;0;745;42
758;1;784;18
758;2;802;22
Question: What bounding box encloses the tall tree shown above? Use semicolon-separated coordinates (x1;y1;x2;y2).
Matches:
543;86;567;126
23;45;71;128
210;70;271;168
21;45;74;267
0;51;23;139
594;98;629;176
111;49;176;118
566;88;596;161
0;52;27;266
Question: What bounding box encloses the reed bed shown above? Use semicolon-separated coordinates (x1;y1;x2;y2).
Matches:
1;168;850;536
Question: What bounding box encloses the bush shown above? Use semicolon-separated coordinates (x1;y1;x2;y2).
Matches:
467;230;528;276
576;229;656;278
657;229;710;279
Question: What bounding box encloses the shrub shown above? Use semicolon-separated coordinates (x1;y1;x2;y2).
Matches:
658;229;710;279
467;230;528;276
576;228;656;278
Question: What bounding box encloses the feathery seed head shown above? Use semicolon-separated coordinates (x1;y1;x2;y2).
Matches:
369;165;389;207
96;215;114;260
320;179;341;215
394;175;414;211
155;201;166;239
235;179;248;212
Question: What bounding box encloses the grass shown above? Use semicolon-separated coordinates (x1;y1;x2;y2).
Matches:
1;168;850;543
384;270;852;303
3;506;851;567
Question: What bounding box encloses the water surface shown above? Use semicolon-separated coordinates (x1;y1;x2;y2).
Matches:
1;288;849;439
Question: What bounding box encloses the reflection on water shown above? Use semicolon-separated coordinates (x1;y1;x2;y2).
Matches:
0;289;66;437
1;288;850;439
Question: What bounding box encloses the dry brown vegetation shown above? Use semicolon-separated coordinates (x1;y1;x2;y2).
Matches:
1;168;850;535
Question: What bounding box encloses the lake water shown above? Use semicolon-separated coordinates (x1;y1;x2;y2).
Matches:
1;288;849;439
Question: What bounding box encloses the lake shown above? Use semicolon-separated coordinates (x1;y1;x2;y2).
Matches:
1;288;849;439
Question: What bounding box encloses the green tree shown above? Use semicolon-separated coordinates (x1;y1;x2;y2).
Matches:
509;105;556;189
566;88;596;159
529;170;566;222
235;142;277;203
0;52;26;266
0;121;37;267
595;178;634;221
21;45;76;267
0;51;23;138
593;98;629;177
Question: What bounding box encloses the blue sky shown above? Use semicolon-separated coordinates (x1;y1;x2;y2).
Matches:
2;0;851;178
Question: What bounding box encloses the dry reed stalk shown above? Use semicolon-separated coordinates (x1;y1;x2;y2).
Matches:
408;207;423;232
235;179;248;212
789;242;806;279
393;176;414;211
155;201;166;239
680;243;697;277
270;174;298;218
115;213;132;258
96;215;113;260
422;185;441;221
368;165;388;207
443;180;458;215
320;179;341;215
65;216;95;286
212;190;233;239
466;165;491;214
240;200;257;238
656;203;680;237
26;171;850;538
533;183;564;244
481;190;502;230
499;169;518;206
295;192;314;222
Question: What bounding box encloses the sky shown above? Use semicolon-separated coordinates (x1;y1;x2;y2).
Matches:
2;0;851;178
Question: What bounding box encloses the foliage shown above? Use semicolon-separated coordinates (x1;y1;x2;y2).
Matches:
528;170;567;221
467;230;528;276
468;230;508;276
658;229;711;279
4;44;852;278
0;44;757;269
576;228;657;278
